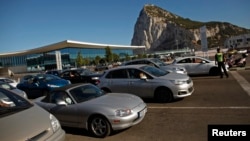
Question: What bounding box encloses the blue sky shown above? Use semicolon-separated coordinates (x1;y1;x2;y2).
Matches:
1;0;249;53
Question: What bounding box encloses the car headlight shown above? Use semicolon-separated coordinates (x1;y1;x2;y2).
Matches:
170;80;186;85
47;84;60;88
91;77;99;80
50;114;60;132
115;109;132;117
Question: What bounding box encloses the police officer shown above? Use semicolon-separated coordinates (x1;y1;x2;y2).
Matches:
215;47;229;78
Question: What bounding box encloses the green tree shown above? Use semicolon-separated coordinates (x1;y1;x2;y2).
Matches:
112;53;119;62
76;51;84;67
94;56;101;65
105;46;113;63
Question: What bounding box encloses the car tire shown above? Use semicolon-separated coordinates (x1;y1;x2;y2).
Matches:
88;115;111;138
209;67;219;76
155;87;173;103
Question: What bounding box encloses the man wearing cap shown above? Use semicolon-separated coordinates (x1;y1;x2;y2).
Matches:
215;47;229;78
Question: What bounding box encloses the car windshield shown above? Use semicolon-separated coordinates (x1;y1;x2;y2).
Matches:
77;69;93;75
69;85;105;103
36;74;61;81
150;58;167;66
140;65;169;77
0;88;33;117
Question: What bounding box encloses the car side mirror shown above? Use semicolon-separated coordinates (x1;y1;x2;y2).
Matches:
201;61;206;64
56;100;67;106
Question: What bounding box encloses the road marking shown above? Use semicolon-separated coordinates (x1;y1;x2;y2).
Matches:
230;71;250;96
148;106;250;109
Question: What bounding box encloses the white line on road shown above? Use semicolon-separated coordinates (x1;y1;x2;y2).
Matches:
230;71;250;96
148;106;250;109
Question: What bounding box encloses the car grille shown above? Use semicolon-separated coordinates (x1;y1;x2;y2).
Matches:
134;107;147;122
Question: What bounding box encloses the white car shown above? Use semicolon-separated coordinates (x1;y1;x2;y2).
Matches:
122;58;187;74
0;77;18;87
0;82;28;99
172;56;228;76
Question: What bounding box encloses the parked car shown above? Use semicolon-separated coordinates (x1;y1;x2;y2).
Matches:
98;65;194;103
0;77;18;87
0;88;65;141
60;68;103;85
34;83;147;138
95;64;112;71
17;74;71;99
0;82;27;98
172;56;229;76
122;58;187;74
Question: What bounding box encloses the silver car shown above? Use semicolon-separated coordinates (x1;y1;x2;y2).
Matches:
0;82;27;98
34;83;147;138
122;58;187;74
172;56;229;75
98;65;194;103
0;88;65;141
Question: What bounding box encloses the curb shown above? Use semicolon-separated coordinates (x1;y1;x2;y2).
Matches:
229;66;250;71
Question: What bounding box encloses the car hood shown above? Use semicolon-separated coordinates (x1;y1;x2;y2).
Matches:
159;72;190;80
0;104;59;141
89;93;145;109
48;79;70;86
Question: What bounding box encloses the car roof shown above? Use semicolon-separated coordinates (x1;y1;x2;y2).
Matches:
174;56;210;61
51;83;90;91
124;58;155;63
105;64;146;71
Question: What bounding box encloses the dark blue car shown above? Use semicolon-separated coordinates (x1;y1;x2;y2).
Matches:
17;74;71;99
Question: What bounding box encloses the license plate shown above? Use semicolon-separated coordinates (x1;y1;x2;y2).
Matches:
138;108;147;117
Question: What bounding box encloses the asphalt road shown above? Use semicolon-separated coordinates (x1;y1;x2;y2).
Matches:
64;70;250;141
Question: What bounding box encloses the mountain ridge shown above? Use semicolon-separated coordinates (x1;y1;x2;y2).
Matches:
131;4;250;53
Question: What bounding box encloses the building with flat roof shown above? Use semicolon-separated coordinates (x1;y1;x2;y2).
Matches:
224;34;250;49
0;40;145;74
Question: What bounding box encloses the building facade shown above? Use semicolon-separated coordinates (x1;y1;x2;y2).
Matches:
0;40;145;73
224;34;250;49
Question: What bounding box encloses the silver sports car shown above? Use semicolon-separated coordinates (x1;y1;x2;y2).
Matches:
0;88;65;141
34;83;147;138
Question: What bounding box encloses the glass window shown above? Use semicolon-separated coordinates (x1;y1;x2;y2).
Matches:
70;85;104;103
106;69;128;79
127;69;143;79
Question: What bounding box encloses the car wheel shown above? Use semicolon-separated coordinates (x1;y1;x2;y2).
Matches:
155;87;173;103
88;115;111;138
209;67;219;76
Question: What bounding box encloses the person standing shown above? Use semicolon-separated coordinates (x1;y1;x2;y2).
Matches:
215;47;229;78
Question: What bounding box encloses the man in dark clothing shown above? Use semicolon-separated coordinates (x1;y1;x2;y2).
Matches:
215;48;229;78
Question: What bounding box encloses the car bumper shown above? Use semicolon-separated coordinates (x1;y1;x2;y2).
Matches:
172;83;194;99
109;105;147;130
45;128;65;141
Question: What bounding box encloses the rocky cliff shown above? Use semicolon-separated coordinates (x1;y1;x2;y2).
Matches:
131;4;250;53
